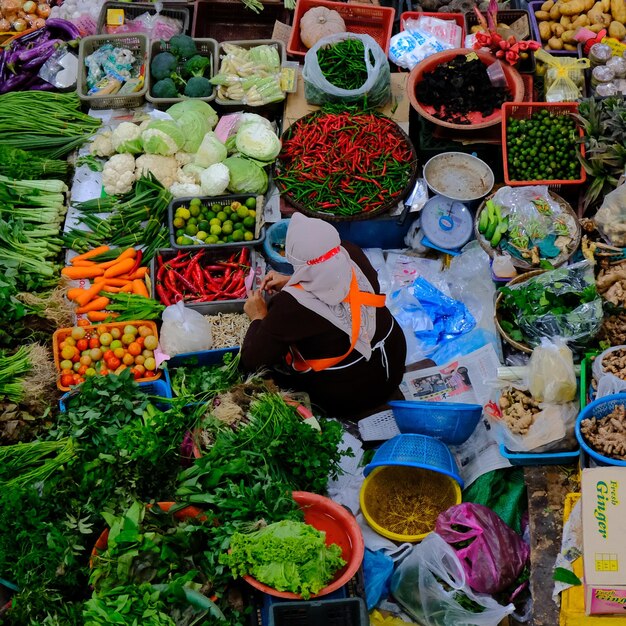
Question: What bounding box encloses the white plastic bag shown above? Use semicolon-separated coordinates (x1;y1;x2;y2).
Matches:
592;345;626;398
595;182;626;247
391;533;515;626
303;33;391;107
527;337;577;403
160;301;213;357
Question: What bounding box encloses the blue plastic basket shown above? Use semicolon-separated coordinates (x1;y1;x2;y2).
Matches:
576;394;626;467
165;346;239;369
363;433;464;488
268;598;368;626
263;220;293;275
499;444;580;467
59;377;172;412
388;400;482;445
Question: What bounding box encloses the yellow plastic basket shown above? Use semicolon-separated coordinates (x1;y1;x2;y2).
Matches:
359;466;461;543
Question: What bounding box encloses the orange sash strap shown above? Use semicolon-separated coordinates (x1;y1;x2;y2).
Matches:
286;271;386;373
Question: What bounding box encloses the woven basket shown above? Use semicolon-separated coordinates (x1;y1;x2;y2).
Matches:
274;111;418;223
474;190;581;272
494;269;545;354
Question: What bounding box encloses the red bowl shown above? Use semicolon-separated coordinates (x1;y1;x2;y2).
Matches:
243;491;364;599
407;49;525;130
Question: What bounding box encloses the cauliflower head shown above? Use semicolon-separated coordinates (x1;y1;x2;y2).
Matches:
103;153;136;196
111;122;143;155
170;182;203;198
135;154;179;189
90;131;114;158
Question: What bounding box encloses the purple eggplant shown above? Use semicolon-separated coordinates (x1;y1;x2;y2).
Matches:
0;71;34;95
44;18;81;41
17;39;62;63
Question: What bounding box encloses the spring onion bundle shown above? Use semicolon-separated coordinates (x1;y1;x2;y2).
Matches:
0;92;101;159
0;146;69;180
0;344;57;406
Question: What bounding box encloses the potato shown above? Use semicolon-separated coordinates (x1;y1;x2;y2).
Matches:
548;35;565;48
609;19;626;36
564;43;579;49
535;9;551;18
589;22;605;30
562;28;577;41
611;0;626;23
539;20;553;39
560;0;586;15
588;1;606;22
553;23;566;34
601;11;613;24
600;0;610;12
541;0;555;9
572;13;589;26
550;2;562;17
560;14;572;25
584;0;596;11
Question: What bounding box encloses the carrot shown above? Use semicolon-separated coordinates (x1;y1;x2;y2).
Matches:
76;296;110;314
71;246;110;263
61;266;105;280
94;248;137;270
119;283;134;293
132;279;149;298
67;287;86;301
100;285;122;293
94;277;132;286
74;282;104;307
129;267;149;279
87;311;118;322
103;258;136;278
71;260;96;268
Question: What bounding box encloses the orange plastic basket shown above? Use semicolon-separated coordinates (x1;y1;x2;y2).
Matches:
53;320;161;391
287;0;395;58
502;101;586;188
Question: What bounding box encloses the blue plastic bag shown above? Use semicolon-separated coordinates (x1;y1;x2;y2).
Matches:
364;548;395;610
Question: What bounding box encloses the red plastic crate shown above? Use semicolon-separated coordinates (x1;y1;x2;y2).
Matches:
400;11;465;41
502;102;586;189
287;0;395;58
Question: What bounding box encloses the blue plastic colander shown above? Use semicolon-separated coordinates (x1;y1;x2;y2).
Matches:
576;394;626;467
389;400;482;445
364;434;464;489
263;220;293;275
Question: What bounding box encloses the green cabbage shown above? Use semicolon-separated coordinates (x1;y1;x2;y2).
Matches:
195;132;227;168
224;156;268;194
200;163;230;196
235;122;281;162
166;100;218;130
141;120;185;156
176;110;210;153
222;520;346;600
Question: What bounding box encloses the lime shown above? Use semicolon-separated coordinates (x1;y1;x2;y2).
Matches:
245;197;256;210
210;224;222;236
181;237;194;245
243;216;255;229
226;235;234;243
206;235;218;244
231;201;242;210
206;211;216;221
176;235;185;245
190;197;201;207
196;231;208;241
188;217;197;226
248;209;256;218
190;205;201;217
237;205;249;219
176;207;191;220
211;203;222;212
231;212;241;223
176;228;185;238
173;217;185;229
244;231;254;241
198;220;210;231
185;224;198;236
209;218;221;226
222;222;233;235
232;230;244;242
216;211;227;222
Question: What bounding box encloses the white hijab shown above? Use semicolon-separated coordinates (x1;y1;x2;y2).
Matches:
282;213;377;359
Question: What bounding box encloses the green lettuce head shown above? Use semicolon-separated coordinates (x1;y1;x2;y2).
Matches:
224;156;268;195
176;110;210;153
141;120;185;156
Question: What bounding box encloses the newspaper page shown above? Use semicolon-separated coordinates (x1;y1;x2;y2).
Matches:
399;344;511;486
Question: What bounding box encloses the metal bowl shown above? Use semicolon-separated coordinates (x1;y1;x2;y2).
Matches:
423;152;494;202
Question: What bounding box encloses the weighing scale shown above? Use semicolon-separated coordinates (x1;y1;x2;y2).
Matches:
420;195;474;255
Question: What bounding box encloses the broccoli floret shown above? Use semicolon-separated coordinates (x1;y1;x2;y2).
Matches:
169;34;197;60
150;51;178;81
152;78;179;99
184;76;213;98
183;54;211;79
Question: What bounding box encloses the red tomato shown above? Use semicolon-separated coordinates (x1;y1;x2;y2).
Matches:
71;353;81;363
136;337;145;348
88;337;100;349
130;368;142;380
143;370;156;378
76;339;88;352
99;368;109;376
60;374;74;387
77;365;88;375
103;350;114;361
77;319;90;327
106;357;121;370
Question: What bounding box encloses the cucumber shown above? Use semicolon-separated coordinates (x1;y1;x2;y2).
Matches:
484;217;497;241
490;229;503;247
478;209;489;234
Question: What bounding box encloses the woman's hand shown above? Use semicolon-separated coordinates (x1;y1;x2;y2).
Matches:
260;271;290;294
244;289;268;321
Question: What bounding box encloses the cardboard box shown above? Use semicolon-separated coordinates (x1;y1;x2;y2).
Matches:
582;467;626;615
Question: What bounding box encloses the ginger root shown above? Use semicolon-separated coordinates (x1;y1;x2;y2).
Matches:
580;405;626;459
499;388;540;435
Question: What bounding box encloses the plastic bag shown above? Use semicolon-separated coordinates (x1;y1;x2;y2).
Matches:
498;261;603;348
391;532;515;626
160;301;213;357
435;503;529;595
595;182;626;247
535;49;589;102
528;338;577;403
406;15;463;48
592;345;626;398
303;33;391;107
364;548;395;610
389;29;452;70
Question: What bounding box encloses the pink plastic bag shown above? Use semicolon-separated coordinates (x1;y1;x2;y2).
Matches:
435;503;529;595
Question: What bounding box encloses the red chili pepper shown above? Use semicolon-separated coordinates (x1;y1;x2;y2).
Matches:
171;269;196;293
155;284;172;306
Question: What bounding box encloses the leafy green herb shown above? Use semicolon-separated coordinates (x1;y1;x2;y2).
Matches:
170;352;241;399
